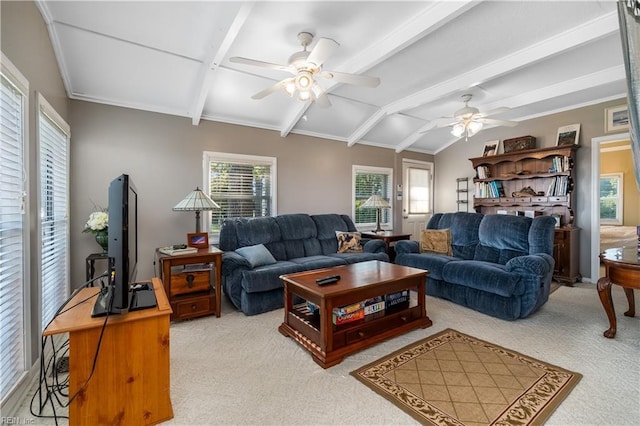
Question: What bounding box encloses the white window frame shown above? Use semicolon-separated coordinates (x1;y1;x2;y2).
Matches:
0;52;31;412
37;93;70;331
599;173;624;225
203;152;277;242
352;165;393;230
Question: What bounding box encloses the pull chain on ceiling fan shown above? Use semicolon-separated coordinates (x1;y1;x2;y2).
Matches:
229;32;380;107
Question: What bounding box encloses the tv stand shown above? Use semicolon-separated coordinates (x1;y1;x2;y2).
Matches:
43;277;173;425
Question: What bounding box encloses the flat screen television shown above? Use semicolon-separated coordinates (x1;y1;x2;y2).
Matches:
91;174;138;316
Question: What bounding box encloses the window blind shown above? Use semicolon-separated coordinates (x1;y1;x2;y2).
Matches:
353;166;392;226
207;154;275;232
0;72;27;402
39;100;69;331
407;166;431;214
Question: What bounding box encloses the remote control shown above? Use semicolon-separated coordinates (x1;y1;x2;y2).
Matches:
316;275;340;285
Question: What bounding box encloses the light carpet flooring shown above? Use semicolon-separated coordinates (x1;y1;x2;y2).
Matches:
15;283;640;425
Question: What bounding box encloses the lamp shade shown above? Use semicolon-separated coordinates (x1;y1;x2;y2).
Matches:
173;187;220;233
173;187;220;211
361;194;391;209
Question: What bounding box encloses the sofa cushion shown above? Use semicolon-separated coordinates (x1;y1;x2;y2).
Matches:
275;214;322;258
474;214;531;264
241;261;305;294
236;216;281;247
336;231;364;253
235;244;277;268
394;252;454;281
429;212;482;259
327;251;389;264
420;229;452;255
442;260;524;297
288;255;346;270
312;214;357;254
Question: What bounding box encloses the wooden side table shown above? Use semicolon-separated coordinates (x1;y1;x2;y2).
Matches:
157;246;223;321
597;247;639;338
361;231;411;261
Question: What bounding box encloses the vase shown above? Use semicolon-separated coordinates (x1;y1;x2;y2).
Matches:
95;231;109;254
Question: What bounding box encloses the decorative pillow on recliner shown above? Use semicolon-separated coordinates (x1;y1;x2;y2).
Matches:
420;229;452;255
335;231;364;253
235;244;277;268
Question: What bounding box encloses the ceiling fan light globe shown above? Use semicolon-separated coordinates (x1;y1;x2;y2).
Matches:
451;124;465;137
297;90;311;101
295;71;313;90
284;82;296;97
468;121;483;134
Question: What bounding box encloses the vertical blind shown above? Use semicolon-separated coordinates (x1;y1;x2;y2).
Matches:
39;104;69;330
354;167;392;226
208;155;274;231
0;73;26;402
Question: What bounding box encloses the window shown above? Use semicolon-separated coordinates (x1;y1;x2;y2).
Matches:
0;54;29;404
353;165;393;229
205;152;277;235
600;173;623;225
38;94;70;330
407;166;431;214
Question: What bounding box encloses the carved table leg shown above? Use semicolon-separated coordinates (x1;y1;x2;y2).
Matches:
623;287;635;317
597;276;616;338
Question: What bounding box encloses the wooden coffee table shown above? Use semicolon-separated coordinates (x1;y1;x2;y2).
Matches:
278;260;431;368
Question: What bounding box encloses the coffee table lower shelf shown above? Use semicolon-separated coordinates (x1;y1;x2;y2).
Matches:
278;305;432;368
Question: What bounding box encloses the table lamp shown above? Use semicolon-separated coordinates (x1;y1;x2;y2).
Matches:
173;187;220;233
361;194;391;233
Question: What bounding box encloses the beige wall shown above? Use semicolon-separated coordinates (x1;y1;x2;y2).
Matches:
69;101;433;286
601;142;640;226
434;98;629;282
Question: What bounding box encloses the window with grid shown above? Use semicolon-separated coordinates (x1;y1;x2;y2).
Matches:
600;173;623;225
353;165;393;228
0;56;28;404
38;95;70;330
205;152;277;234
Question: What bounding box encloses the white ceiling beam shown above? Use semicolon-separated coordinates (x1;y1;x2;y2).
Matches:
389;10;620;152
35;1;73;98
280;0;479;138
190;2;255;126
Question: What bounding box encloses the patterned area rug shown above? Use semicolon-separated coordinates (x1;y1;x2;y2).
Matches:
351;329;581;425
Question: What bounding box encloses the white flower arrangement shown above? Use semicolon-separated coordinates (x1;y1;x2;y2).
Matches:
83;211;108;234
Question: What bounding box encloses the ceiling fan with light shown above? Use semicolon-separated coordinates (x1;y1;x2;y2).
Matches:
229;32;380;107
433;94;517;140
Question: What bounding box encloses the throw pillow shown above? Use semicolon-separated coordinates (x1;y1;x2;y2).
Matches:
420;229;452;255
235;244;277;268
335;231;364;253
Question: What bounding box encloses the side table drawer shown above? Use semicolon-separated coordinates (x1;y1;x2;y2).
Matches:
171;270;210;296
171;291;215;320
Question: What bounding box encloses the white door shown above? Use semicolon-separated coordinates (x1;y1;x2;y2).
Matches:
401;159;434;240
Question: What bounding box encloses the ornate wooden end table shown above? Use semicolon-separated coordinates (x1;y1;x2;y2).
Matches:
278;260;432;368
597;247;639;338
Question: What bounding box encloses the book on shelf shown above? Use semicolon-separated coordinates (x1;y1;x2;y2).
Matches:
159;246;198;256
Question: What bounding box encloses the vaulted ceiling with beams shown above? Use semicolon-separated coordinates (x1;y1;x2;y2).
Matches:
37;1;627;154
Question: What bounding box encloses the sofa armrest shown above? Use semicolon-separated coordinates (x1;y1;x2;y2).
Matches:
505;253;554;276
363;239;387;254
221;251;251;275
394;240;420;255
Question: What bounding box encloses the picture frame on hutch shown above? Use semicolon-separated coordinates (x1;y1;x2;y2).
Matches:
556;124;580;146
482;140;499;157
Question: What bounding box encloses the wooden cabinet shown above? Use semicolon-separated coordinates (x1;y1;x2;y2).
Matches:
157;247;222;320
43;278;173;425
469;145;580;284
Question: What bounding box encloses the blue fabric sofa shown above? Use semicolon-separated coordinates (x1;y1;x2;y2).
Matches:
394;212;556;320
219;213;389;315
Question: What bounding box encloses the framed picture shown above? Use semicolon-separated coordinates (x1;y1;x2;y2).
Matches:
482;140;499;157
605;105;630;133
187;232;209;249
556;124;580;146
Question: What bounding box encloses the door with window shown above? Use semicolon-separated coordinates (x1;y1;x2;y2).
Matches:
401;159;434;239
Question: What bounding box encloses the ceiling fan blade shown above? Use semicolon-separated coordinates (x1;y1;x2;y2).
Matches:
230;57;294;74
476;106;510;118
306;38;339;68
315;92;332;108
320;70;380;87
251;78;292;100
476;118;518;127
